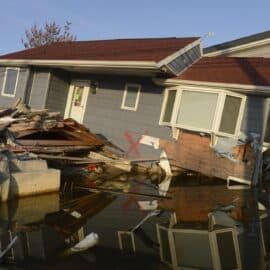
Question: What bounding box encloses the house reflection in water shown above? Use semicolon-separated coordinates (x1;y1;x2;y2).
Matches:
0;180;269;269
156;177;270;270
0;192;115;262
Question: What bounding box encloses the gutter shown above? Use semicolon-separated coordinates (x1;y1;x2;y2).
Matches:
153;78;270;95
0;59;159;70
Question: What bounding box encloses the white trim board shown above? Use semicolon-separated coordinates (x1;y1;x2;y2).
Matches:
64;80;90;123
157;39;202;67
153;78;270;95
204;38;270;57
0;59;158;69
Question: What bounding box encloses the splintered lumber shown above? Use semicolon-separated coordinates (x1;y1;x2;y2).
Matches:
0;99;105;153
18;146;95;154
89;151;131;171
17;139;96;146
37;154;102;163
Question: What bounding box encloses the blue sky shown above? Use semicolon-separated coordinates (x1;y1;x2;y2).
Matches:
0;0;269;54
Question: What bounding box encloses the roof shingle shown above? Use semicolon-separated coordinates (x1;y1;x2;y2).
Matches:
175;57;270;86
0;37;199;62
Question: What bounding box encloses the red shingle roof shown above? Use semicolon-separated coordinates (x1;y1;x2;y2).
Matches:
0;37;199;62
175;57;270;86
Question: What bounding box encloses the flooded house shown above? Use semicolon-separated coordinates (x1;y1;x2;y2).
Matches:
0;37;202;160
0;36;270;185
157;56;270;185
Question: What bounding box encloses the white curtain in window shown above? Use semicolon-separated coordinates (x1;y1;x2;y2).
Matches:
176;91;218;130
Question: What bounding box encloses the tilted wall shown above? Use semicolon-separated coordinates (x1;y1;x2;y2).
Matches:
45;72;172;158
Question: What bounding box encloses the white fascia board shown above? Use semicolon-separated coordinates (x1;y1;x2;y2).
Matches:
157;38;202;68
153;78;270;95
0;59;158;70
204;38;270;57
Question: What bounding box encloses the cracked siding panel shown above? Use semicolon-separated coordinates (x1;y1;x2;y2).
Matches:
29;71;51;109
0;67;29;108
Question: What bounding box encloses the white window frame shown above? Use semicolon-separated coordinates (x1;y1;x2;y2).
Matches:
159;85;246;138
215;91;246;138
159;87;178;126
1;67;20;97
121;83;141;111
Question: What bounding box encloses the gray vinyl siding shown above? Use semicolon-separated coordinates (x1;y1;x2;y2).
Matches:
45;72;171;157
29;71;51;109
240;95;266;136
46;71;70;116
0;67;29;108
82;76;171;158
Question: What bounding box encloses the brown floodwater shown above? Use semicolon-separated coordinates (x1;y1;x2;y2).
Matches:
0;175;269;270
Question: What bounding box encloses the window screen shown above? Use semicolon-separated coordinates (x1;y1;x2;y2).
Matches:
122;85;140;109
219;95;241;135
3;69;18;96
176;91;218;130
162;90;177;123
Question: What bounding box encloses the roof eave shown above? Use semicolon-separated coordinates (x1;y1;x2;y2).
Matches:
153;78;270;95
0;59;159;70
156;38;202;75
204;38;270;56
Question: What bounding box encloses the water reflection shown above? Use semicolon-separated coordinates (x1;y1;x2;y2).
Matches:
0;176;269;270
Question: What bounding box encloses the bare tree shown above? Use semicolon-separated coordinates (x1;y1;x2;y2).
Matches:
21;21;77;48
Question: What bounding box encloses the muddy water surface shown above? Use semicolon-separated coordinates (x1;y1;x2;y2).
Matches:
0;176;269;270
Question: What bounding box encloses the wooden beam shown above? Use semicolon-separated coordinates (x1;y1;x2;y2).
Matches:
17;139;95;146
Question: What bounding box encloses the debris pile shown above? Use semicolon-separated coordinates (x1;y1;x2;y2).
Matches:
0;99;105;155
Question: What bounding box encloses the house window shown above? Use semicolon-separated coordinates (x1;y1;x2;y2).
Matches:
160;89;177;124
121;84;141;111
2;68;19;97
176;91;218;130
160;87;246;137
218;95;242;135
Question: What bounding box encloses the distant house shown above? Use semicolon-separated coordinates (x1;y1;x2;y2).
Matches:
0;37;270;183
204;30;270;57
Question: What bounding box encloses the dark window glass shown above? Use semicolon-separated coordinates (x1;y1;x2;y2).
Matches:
124;85;140;108
219;95;242;135
162;90;176;123
3;69;18;95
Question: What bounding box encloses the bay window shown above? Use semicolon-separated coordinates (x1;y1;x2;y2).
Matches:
160;86;246;137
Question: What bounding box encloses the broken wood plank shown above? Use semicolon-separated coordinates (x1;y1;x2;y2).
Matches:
17;145;96;154
16;139;96;146
89;151;131;171
12;129;41;139
37;154;99;163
